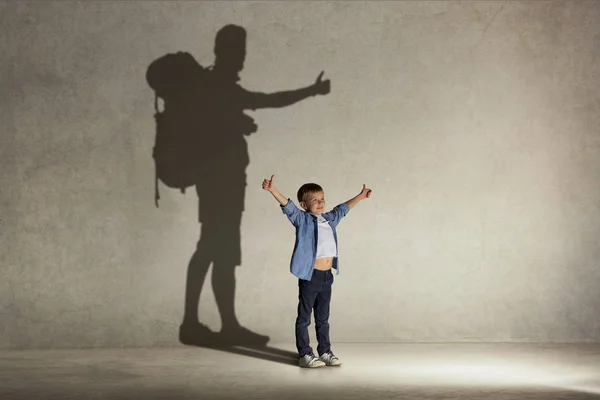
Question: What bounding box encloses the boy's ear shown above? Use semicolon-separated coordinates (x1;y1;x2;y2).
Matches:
299;201;308;211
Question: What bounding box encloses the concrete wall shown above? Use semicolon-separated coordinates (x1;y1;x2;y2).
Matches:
2;1;600;349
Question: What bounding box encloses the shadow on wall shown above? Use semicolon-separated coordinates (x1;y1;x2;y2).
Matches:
145;24;330;364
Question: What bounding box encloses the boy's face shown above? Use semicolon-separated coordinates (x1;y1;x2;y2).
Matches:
300;191;326;215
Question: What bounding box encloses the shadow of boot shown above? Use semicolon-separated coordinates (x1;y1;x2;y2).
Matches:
179;322;219;346
217;325;270;346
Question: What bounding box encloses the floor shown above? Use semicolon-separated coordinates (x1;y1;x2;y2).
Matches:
2;343;600;399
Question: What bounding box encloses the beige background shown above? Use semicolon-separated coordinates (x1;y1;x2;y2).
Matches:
2;1;600;349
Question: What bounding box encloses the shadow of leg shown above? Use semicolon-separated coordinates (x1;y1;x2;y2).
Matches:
213;262;270;346
180;240;217;346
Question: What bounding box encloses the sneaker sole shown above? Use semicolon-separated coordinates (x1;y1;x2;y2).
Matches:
299;363;326;368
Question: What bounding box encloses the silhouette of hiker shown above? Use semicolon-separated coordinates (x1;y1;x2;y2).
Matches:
176;24;331;346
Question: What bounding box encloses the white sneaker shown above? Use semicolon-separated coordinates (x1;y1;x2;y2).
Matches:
319;351;342;366
299;354;326;368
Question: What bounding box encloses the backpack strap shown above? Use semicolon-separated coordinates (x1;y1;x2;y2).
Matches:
154;163;160;207
154;93;160;207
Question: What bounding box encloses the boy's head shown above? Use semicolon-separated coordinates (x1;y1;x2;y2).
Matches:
297;183;325;215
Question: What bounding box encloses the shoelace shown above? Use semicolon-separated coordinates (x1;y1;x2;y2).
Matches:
306;355;321;365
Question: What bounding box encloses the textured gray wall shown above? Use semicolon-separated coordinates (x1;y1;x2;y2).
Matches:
2;1;600;349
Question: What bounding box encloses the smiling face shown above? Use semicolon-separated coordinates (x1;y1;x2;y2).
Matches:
300;191;326;215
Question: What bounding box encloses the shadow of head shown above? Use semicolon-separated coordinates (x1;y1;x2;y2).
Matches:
214;24;247;77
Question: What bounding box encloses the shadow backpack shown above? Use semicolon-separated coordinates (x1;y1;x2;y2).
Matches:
146;51;208;207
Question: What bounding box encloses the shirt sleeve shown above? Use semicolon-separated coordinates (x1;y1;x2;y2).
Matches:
281;199;304;227
322;203;350;228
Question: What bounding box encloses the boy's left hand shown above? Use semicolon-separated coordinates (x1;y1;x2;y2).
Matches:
359;184;372;199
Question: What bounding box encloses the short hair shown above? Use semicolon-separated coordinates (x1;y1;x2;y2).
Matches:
297;183;323;203
214;24;246;57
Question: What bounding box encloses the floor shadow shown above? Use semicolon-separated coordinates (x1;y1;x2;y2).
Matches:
186;340;299;366
146;24;330;361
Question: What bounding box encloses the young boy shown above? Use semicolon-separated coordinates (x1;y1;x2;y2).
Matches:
262;175;372;368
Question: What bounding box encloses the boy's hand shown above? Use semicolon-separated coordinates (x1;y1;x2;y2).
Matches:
313;71;330;95
359;184;372;200
262;175;276;193
263;175;289;206
345;184;372;209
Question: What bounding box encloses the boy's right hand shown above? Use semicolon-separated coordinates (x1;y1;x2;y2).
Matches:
262;175;276;192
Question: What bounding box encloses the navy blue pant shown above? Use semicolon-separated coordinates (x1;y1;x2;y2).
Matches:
296;269;334;357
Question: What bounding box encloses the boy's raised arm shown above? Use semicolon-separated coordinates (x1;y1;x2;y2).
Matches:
344;184;372;209
262;175;289;206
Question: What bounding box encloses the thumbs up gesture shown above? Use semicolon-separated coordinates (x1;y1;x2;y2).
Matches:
313;71;331;95
262;175;276;193
359;184;372;200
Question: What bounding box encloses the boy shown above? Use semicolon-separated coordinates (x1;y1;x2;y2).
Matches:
262;175;372;368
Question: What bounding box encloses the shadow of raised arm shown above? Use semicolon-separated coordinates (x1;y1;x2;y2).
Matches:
244;71;331;110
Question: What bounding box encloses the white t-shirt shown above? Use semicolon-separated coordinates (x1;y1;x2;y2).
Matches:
315;214;337;259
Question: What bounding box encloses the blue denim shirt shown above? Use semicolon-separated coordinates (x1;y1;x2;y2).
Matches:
280;199;350;281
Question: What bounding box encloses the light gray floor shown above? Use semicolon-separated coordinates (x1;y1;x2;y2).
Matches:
2;343;600;399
